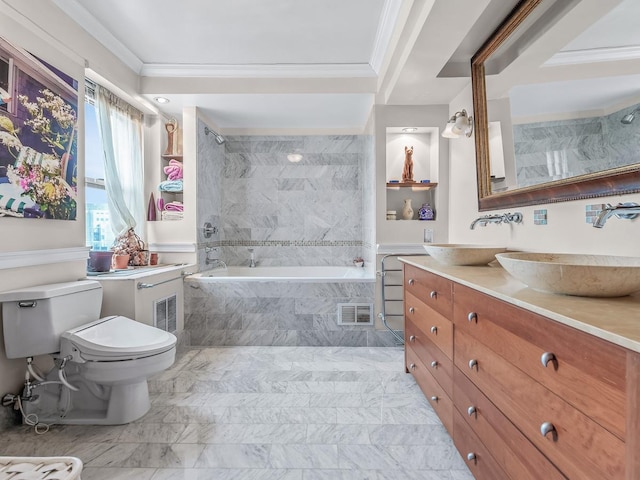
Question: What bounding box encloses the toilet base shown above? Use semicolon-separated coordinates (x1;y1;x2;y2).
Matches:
22;370;152;425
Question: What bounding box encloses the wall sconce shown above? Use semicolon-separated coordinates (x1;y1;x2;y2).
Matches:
442;109;473;138
287;153;303;163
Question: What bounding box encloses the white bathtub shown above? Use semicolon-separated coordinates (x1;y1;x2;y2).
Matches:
188;265;375;282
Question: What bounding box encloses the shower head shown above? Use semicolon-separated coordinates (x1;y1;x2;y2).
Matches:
204;126;225;145
621;108;640;125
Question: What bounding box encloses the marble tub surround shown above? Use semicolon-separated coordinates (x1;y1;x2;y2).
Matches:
196;133;375;268
184;278;396;347
0;346;473;480
399;256;640;353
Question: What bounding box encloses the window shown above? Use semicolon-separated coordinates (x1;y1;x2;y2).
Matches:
84;100;114;250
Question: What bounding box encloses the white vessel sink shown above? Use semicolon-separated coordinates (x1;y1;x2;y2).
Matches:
423;244;507;266
495;252;640;297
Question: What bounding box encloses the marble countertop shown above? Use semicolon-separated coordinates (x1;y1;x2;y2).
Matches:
86;263;196;281
399;255;640;353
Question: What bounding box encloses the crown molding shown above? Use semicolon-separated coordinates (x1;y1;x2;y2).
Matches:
51;0;143;73
140;63;377;78
370;0;403;75
545;45;640;67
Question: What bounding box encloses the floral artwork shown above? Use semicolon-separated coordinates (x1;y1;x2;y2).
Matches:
0;37;78;220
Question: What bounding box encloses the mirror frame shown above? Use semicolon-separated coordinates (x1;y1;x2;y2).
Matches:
471;0;640;211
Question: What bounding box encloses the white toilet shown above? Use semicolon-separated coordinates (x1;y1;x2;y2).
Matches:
0;280;177;425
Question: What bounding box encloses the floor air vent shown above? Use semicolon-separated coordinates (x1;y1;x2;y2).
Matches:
154;294;177;333
337;303;374;325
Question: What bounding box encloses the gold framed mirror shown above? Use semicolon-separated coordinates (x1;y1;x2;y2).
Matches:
472;0;640;211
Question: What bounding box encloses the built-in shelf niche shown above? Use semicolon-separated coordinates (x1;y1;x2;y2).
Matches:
385;127;439;220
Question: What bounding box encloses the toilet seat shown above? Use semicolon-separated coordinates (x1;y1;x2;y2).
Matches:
61;315;176;362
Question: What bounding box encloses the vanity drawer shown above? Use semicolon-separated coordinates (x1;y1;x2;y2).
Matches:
404;264;453;318
455;329;625;480
453;407;509;480
453;284;626;439
406;345;453;435
453;368;567;480
405;316;453;397
405;291;453;359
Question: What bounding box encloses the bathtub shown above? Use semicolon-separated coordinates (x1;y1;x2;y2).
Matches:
183;265;394;347
188;265;375;282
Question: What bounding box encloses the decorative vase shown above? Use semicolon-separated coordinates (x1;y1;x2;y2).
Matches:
419;203;435;220
402;199;414;220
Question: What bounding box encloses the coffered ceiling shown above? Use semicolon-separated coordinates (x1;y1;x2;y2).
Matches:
50;0;640;130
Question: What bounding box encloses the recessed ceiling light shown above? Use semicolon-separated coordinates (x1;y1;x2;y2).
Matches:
402;127;418;133
287;153;303;163
154;97;170;104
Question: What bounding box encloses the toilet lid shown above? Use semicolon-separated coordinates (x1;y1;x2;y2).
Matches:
62;315;176;360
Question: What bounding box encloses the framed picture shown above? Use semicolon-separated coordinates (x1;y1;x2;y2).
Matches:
0;36;78;220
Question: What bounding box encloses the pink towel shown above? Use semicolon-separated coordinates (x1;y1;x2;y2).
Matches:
164;201;184;212
163;159;183;180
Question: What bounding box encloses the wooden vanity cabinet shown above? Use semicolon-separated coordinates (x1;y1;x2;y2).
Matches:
404;264;454;435
402;262;640;480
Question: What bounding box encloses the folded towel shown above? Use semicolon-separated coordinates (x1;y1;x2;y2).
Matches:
163;159;183;181
164;201;184;212
161;210;183;221
158;179;183;192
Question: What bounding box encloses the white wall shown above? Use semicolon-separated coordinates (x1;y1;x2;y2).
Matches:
448;85;640;255
0;1;143;424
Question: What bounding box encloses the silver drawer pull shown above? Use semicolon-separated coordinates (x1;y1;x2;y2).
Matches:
467;453;476;462
467;312;478;323
430;396;438;402
430;326;437;334
541;352;556;368
468;359;478;370
409;307;415;314
18;301;37;308
409;335;416;342
430;291;437;299
408;278;415;286
409;363;416;371
540;422;556;438
467;406;477;417
430;361;438;368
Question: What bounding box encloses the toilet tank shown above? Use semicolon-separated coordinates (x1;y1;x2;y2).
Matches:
0;280;103;359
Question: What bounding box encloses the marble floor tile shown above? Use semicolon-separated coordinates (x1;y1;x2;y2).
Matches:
1;346;472;479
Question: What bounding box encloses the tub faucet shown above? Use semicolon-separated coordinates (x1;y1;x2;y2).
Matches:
204;247;227;268
593;202;640;228
248;248;256;268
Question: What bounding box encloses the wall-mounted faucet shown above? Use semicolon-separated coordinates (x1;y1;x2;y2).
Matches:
470;212;523;229
248;248;256;268
593;202;640;228
204;247;227;268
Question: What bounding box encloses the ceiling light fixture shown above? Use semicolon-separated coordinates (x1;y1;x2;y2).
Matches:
287;153;303;163
154;96;170;104
442;109;473;138
402;127;418;133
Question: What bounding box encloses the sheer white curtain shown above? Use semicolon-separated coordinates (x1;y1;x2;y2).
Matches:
94;85;144;236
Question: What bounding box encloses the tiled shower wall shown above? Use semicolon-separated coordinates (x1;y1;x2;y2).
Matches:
197;133;375;267
513;103;640;188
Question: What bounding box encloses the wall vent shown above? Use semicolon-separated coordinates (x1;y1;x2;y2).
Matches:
337;303;373;325
154;294;177;333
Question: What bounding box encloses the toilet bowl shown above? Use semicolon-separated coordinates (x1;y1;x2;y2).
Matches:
0;280;177;425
